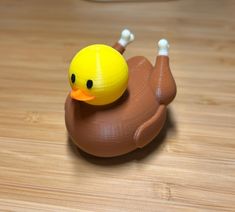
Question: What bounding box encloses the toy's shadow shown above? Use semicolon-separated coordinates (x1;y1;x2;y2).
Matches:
67;109;176;165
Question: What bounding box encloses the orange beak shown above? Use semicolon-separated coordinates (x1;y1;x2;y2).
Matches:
70;89;95;101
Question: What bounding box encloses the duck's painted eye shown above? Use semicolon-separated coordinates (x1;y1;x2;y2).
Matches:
86;80;93;89
71;74;76;83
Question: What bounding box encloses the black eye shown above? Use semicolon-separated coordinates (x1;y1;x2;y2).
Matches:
71;74;75;83
86;80;93;89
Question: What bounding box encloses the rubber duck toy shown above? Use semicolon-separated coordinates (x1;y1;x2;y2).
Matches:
65;29;176;157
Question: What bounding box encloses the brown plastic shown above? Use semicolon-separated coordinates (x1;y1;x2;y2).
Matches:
65;44;176;157
112;42;126;54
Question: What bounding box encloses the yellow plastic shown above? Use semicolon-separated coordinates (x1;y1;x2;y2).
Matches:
69;44;128;105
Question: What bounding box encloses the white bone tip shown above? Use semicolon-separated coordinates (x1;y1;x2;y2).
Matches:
158;39;169;48
158;39;169;56
118;29;135;47
121;29;131;38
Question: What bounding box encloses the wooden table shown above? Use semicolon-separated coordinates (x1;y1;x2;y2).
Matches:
0;0;234;211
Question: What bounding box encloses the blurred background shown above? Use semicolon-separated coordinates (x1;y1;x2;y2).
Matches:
0;0;234;211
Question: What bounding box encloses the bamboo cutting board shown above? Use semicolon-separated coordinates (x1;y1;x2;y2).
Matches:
0;0;234;211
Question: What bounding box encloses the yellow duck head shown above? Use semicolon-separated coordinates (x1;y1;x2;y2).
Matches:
68;44;128;105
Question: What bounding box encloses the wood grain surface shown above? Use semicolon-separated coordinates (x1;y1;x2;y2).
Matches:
0;0;235;211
